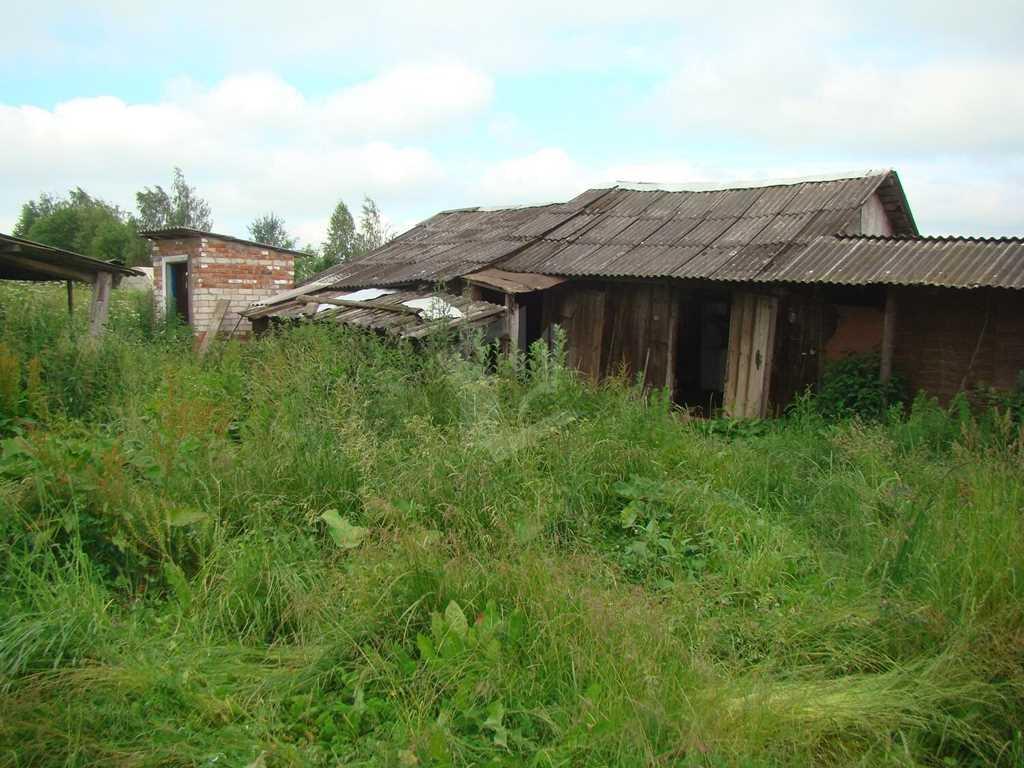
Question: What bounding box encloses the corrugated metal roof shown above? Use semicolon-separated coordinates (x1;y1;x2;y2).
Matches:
771;235;1024;290
295;170;927;291
499;171;906;280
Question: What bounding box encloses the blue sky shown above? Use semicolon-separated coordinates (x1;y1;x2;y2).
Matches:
3;1;1023;244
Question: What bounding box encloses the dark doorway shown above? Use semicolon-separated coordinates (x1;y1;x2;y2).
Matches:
674;295;731;414
519;290;546;351
166;261;190;323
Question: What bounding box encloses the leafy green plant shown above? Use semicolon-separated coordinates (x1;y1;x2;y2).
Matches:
814;353;906;420
612;476;712;586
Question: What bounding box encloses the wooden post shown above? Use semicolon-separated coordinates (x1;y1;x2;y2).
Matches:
88;272;113;337
505;293;522;352
664;288;680;398
66;280;74;316
880;288;897;385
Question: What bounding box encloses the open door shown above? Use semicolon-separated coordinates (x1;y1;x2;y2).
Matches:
165;260;190;323
724;293;778;419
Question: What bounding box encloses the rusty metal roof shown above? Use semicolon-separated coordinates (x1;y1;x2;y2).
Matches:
243;286;506;338
771;234;1024;290
293;170;927;291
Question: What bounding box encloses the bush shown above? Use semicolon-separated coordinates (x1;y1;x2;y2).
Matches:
814;354;905;420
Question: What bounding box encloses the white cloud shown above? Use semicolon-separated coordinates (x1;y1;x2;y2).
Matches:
657;56;1024;154
478;148;587;205
323;63;493;139
0;64;492;240
476;151;719;206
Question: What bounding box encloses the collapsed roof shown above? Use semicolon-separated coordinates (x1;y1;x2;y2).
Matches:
243;287;507;338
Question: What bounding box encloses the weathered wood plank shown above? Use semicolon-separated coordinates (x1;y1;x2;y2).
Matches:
88;272;113;337
1;252;96;284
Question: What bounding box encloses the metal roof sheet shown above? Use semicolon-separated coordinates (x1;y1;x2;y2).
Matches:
771;235;1024;289
295;171;927;290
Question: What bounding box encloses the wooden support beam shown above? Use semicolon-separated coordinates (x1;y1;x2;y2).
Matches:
505;293;524;352
88;272;113;337
664;288;680;397
66;280;74;315
880;289;897;385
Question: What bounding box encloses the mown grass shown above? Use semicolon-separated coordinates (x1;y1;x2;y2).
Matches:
0;282;1022;767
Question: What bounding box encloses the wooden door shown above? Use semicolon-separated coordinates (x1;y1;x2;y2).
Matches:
547;287;606;380
724;293;778;418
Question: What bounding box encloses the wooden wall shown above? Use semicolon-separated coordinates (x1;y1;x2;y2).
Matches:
893;287;1024;400
542;281;677;390
541;279;1024;412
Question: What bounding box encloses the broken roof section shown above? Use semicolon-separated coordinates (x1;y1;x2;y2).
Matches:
297;170;917;291
242;287;506;338
0;232;142;283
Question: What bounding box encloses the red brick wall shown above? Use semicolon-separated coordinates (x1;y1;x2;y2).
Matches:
150;235;294;337
893;287;1024;401
823;305;884;360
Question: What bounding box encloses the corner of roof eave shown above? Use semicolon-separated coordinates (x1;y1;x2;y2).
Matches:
881;169;920;236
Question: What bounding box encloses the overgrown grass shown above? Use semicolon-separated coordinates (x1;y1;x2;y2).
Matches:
1;282;1022;767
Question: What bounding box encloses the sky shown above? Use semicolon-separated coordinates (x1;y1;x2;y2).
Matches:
2;1;1023;244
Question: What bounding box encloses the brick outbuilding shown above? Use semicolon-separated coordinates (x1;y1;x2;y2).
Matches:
141;228;299;337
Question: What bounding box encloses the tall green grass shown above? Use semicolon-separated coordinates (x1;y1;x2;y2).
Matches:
0;282;1022;767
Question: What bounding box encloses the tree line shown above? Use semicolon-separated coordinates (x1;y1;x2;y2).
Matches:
12;167;393;280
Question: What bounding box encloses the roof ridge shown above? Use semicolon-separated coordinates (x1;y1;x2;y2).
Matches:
612;168;892;194
835;233;1024;244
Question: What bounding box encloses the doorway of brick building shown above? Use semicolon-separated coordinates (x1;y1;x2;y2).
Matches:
164;257;190;324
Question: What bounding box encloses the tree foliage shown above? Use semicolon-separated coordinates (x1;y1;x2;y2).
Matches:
135;167;213;231
322;199;356;264
354;196;393;256
248;212;297;250
13;188;149;266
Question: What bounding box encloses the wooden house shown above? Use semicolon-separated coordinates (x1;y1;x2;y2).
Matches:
247;170;1024;416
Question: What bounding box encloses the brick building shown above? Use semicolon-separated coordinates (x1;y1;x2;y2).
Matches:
141;228;299;337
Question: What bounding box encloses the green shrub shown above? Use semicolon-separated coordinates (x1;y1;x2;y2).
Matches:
815;353;906;420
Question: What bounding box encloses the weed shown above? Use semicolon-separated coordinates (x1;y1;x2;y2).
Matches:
1;283;1022;766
